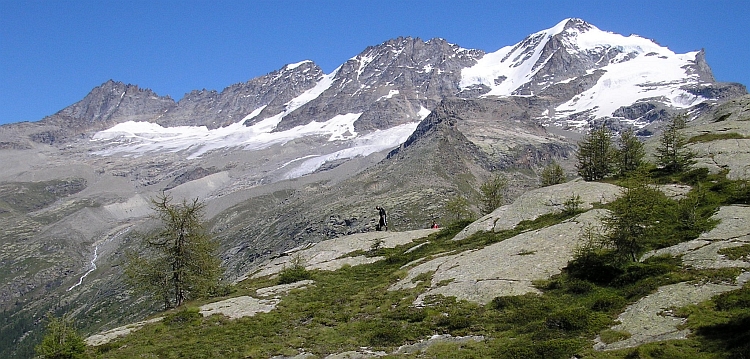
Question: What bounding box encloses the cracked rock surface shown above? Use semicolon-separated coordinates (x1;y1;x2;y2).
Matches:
249;229;436;279
595;281;743;351
642;205;750;269
453;180;620;241
391;209;607;304
86;281;313;346
598;205;750;350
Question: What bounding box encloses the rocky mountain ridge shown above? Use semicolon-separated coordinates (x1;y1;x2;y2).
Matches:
0;18;748;358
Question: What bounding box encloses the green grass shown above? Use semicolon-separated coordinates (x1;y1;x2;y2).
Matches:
0;178;87;213
87;173;750;359
718;244;750;261
687;132;748;143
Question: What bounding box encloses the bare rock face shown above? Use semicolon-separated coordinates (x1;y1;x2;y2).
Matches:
27;80;176;144
595;205;750;351
159;61;325;129
595;281;744;351
273;37;484;133
248;229;435;280
453;180;621;241
390;209;607;304
685;94;750;180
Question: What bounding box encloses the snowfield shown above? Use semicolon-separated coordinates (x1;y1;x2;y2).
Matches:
91;17;716;177
459;18;707;126
92;68;425;179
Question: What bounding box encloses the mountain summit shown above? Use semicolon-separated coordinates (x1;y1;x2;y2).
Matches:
0;19;747;359
460;18;741;126
6;18;742;152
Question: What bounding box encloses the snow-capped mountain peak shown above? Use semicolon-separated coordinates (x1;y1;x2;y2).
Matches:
459;18;729;127
56;19;745;169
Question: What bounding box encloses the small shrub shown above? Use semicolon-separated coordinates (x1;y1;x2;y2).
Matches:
679;167;710;184
277;253;312;284
492;294;553;325
600;329;632;344
365;320;405;346
564;278;594;294
714;286;750;311
491;293;541;311
687;132;746;143
566;251;623;285
728;180;750;204
620;277;663;300
718;244;750;261
613;260;677;287
498;338;584;359
562;193;583;216
589;292;627;312
164;307;202;326
435;313;473;331
277;265;312;284
387;306;427;323
544;308;590;331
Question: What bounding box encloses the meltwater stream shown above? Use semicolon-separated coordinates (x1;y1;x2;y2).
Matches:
67;245;99;291
67;226;131;291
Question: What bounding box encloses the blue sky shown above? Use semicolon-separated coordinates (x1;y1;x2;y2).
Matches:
1;0;748;125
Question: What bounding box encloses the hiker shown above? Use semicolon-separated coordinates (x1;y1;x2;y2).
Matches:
431;221;440;229
375;206;387;231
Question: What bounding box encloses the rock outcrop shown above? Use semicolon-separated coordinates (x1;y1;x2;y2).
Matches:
685;94;750;180
248;229;436;280
595;205;750;350
391;209;607;304
453;180;621;241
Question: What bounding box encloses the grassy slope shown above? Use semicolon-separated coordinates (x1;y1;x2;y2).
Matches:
88;169;750;359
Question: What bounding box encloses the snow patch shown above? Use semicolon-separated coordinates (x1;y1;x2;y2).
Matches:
554;51;703;123
417;106;432;119
92;70;340;159
282;121;419;179
378;90;399;101
285;60;312;70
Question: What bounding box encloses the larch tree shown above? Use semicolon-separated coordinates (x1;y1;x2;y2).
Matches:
126;194;223;309
479;174;507;215
576;125;615;181
540;161;565;187
35;314;87;359
615;128;645;177
602;177;669;262
444;195;473;222
655;114;695;174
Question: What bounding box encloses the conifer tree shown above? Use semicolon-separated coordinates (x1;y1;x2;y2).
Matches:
479;174;507;215
445;195;473;222
540;161;565;186
576;125;615;181
126;194;223;309
616;128;645;177
655;114;695;174
35;314;87;359
603;176;669;262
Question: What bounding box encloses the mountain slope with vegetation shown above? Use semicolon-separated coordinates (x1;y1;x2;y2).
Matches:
68;96;750;359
